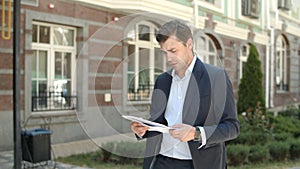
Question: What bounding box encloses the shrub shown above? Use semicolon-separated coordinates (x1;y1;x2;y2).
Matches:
268;142;289;161
233;131;270;146
289;139;300;160
272;115;300;138
227;144;249;166
237;44;265;114
100;141;146;165
278;104;300;119
273;132;293;142
114;141;145;164
248;131;270;145
248;145;268;163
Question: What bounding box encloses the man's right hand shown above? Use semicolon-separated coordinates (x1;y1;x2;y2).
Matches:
130;121;149;137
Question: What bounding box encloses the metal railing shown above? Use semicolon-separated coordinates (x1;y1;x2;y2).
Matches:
128;84;153;101
32;91;77;112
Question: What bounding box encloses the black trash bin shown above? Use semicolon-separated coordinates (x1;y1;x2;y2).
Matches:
22;128;52;163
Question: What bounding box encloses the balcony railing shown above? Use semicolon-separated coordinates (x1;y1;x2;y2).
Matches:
128;84;153;101
32;91;77;112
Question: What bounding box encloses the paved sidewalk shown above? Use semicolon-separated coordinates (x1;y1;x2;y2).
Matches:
0;133;136;169
0;151;92;169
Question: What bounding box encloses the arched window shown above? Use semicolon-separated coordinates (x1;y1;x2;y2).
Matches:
239;44;250;80
126;21;167;101
276;35;288;91
194;34;218;66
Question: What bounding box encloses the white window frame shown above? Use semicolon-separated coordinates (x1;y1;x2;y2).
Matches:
237;0;261;26
275;35;288;91
194;34;218;66
31;21;77;111
127;21;166;101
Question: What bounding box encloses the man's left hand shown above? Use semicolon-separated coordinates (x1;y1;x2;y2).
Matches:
169;124;196;142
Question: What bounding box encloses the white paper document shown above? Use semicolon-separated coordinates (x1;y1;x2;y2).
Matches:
122;115;172;133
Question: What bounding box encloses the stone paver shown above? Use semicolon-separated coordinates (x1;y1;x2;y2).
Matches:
0;133;136;169
0;151;91;169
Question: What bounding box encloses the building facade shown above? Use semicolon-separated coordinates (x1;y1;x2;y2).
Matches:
0;0;299;150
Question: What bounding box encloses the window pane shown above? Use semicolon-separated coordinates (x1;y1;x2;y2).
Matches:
54;27;74;46
31;80;48;110
39;25;50;43
138;25;150;41
38;81;48;94
139;48;150;86
209;40;215;52
55;52;62;79
128;45;135;72
32;25;38;43
53;79;68;93
54;52;71;80
32;50;47;78
276;52;281;85
63;53;71;79
128;73;135;100
127;45;136;99
32;80;37;96
38;51;47;78
155;48;164;74
32;51;37;78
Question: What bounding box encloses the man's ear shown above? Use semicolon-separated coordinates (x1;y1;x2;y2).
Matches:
187;38;193;50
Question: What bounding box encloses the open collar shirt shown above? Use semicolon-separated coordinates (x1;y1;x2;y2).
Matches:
159;56;197;160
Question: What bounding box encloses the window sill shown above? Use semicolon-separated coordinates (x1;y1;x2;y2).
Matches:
31;110;76;117
127;100;151;105
276;90;289;94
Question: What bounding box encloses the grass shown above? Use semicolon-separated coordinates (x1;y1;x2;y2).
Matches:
57;150;300;169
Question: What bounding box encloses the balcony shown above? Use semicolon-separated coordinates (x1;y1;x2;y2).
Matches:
32;91;77;112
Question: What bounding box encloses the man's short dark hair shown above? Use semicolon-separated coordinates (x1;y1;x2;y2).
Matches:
156;20;193;44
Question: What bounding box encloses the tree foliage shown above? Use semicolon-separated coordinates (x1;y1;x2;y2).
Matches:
237;44;265;113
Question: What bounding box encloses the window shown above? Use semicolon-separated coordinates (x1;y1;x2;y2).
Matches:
194;34;218;66
127;21;167;101
276;35;288;91
239;44;250;80
31;22;77;111
241;0;260;19
278;0;291;10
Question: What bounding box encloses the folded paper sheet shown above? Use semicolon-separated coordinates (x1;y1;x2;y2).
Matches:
122;115;172;133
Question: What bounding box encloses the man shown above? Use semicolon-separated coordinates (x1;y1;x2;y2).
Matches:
130;20;239;169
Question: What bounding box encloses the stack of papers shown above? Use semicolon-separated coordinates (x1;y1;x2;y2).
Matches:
122;115;172;133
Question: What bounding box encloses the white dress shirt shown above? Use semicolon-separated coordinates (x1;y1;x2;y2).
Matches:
159;56;207;159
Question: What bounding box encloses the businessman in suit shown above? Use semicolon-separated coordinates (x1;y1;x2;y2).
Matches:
130;20;239;169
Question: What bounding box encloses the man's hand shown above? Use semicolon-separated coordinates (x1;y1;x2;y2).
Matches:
130;122;149;137
169;124;196;142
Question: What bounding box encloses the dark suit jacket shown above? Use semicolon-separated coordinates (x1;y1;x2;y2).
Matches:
141;58;240;169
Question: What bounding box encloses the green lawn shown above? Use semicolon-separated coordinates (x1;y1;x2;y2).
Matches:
57;151;300;169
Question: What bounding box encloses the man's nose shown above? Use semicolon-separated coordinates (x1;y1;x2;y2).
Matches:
165;52;174;61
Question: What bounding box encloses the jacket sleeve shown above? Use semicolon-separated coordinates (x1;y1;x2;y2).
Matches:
202;69;240;146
